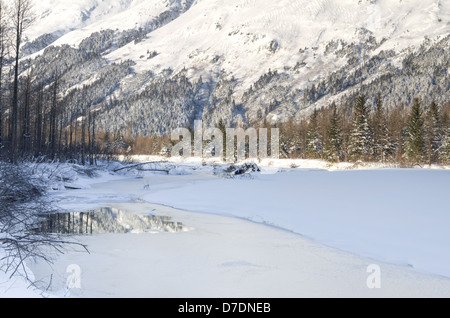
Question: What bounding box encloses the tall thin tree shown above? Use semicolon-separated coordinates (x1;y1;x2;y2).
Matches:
49;74;59;160
10;0;33;163
0;0;8;149
305;109;322;159
33;83;43;157
348;95;373;162
425;101;442;165
324;103;343;162
372;93;394;162
20;71;32;157
404;98;426;164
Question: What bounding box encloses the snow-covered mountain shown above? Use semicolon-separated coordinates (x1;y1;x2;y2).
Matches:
13;0;450;135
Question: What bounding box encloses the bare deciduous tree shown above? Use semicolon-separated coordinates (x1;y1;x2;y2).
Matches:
0;0;9;149
0;162;89;281
10;0;33;164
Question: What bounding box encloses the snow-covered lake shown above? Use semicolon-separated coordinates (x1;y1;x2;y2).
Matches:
3;162;450;297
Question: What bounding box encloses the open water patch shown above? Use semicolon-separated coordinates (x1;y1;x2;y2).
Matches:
34;207;184;235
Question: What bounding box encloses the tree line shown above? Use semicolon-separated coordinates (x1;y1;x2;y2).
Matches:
0;0;105;165
127;94;450;167
278;94;450;166
0;0;448;167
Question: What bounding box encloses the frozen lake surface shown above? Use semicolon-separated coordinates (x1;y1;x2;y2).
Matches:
23;165;450;298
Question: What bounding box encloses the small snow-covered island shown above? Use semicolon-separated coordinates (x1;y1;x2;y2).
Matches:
0;0;450;299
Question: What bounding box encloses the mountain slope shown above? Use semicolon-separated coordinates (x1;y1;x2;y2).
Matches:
13;0;450;135
106;0;449;81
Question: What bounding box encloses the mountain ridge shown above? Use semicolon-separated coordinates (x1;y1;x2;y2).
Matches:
9;0;450;135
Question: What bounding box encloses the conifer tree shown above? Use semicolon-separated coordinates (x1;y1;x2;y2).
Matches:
348;95;373;162
425;101;442;165
218;118;227;160
404;98;426;164
305;109;322;158
324;103;343;162
373;94;394;162
441;126;450;165
280;118;303;158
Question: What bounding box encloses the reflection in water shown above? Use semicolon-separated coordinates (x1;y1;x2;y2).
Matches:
35;207;183;235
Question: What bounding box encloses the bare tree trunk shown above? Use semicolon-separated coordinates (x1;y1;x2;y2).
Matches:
79;212;84;234
34;85;43;157
92;109;97;165
49;74;59;160
21;72;32;157
10;21;20;163
74;114;78;161
69;115;73;159
64;112;68;159
81;111;86;166
58;106;64;158
88;110;92;165
0;1;7;148
10;0;33;164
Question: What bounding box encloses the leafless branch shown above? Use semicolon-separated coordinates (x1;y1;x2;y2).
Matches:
0;162;90;283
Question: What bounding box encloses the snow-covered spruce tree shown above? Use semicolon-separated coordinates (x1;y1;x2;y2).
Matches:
324;103;343;162
441;126;450;165
404;98;426;164
279;118;302;158
305;109;322;159
372;94;395;162
424;102;443;165
347;95;373;162
279;123;292;158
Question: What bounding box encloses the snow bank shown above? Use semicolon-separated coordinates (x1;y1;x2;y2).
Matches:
0;249;47;298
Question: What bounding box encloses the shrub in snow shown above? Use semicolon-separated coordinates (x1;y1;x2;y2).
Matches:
0;162;88;281
225;163;261;176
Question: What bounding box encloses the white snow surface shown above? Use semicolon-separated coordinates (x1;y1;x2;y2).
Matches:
24;0;175;43
13;0;450;87
2;159;450;297
144;167;450;278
